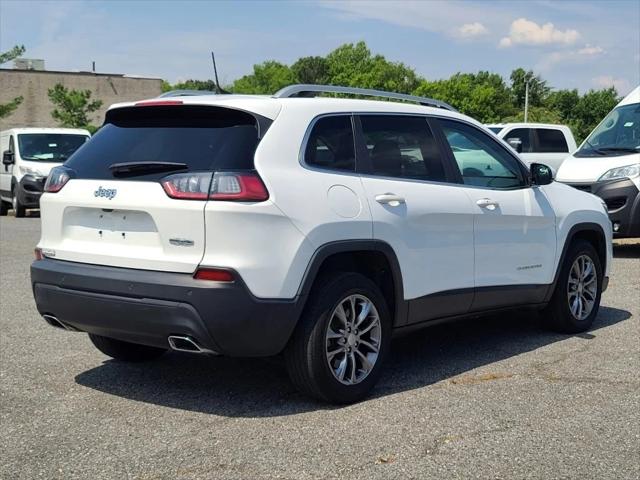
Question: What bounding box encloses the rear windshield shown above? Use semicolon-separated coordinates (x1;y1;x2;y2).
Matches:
18;134;89;162
64;106;266;181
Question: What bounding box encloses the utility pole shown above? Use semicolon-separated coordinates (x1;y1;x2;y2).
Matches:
524;76;530;122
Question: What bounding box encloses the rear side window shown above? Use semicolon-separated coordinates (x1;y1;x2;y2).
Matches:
64;106;265;181
535;128;569;153
504;128;532;153
304;115;355;172
360;115;446;182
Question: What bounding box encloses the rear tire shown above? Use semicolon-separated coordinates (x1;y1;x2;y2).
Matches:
543;239;603;333
12;191;25;218
89;334;167;362
284;272;391;404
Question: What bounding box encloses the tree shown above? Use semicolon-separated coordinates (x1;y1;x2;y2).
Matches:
166;79;219;92
291;56;329;84
47;84;103;133
0;44;26;119
414;71;515;123
232;61;296;94
510;68;550;108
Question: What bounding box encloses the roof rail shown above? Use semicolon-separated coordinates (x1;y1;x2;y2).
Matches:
158;89;217;98
273;84;457;111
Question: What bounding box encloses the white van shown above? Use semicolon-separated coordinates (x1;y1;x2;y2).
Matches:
1;128;91;217
486;123;577;172
556;86;640;238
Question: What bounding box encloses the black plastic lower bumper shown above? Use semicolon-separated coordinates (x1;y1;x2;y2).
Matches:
567;179;640;238
17;175;46;207
31;259;304;357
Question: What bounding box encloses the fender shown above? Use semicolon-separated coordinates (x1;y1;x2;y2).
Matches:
544;222;608;302
296;240;408;326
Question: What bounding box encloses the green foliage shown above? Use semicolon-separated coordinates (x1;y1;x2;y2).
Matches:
510;68;550;108
0;45;26;119
47;84;103;131
414;71;515;123
0;44;25;65
159;41;621;143
232;61;297;94
291;56;329;85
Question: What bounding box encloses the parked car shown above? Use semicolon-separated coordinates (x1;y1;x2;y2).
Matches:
31;85;612;403
0;128;91;217
486;123;577;172
556;86;639;238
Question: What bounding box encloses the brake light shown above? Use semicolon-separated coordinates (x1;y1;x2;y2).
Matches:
161;171;269;201
161;172;211;200
135;100;183;106
194;268;234;282
209;172;269;201
34;248;43;260
44;166;71;193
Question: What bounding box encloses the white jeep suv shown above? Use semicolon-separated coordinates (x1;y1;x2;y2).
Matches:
31;85;612;403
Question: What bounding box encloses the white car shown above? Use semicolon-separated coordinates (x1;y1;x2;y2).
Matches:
31;85;612;403
556;86;640;238
0;128;91;217
486;123;577;172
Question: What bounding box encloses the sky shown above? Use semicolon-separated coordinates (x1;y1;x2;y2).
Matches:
1;0;638;95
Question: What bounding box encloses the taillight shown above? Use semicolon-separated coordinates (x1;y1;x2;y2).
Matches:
193;268;234;282
44;166;71;193
161;171;269;202
135;100;183;106
34;248;43;260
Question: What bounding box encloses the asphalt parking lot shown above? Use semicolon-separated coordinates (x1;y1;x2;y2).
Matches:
1;215;638;480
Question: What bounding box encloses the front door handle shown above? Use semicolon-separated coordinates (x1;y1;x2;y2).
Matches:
476;198;499;210
375;193;406;206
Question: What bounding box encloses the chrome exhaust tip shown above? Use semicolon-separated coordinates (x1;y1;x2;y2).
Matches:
42;314;78;331
167;335;217;355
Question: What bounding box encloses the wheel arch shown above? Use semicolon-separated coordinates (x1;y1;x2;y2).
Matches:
297;240;407;326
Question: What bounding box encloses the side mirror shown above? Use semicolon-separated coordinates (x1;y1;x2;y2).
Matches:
506;138;523;153
2;150;14;166
530;163;553;186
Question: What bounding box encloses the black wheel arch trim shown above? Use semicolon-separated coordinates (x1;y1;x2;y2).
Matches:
296;239;408;326
544;222;608;302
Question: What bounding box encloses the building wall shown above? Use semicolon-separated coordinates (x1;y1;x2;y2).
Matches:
0;69;163;129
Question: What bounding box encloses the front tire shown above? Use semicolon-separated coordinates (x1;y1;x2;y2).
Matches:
285;272;391;404
543;239;603;333
89;334;167;362
12;191;25;218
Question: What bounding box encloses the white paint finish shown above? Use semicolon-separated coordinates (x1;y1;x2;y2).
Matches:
327;185;362;218
556;152;640;183
38;179;206;273
360;176;475;299
461;185;557;286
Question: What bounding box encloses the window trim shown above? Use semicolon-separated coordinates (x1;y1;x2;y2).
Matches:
298;112;359;176
432;117;532;190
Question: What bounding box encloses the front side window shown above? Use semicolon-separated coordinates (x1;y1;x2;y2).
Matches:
17;134;89;162
575;103;640;157
535;128;568;153
304;115;355;172
438;119;526;189
360;115;446;182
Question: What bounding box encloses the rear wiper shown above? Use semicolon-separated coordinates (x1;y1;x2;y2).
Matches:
109;161;188;177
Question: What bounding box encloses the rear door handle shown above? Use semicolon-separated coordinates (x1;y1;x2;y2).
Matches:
375;193;406;206
476;198;499;210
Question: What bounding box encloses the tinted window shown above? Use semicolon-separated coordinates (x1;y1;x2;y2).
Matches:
504;128;532;153
438;119;525;189
65;106;263;181
18;134;89;162
304;116;355;172
535;128;568;153
360;115;446;182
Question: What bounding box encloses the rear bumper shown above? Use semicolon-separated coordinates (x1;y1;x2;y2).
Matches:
30;259;304;356
17;175;46;207
566;179;640;238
